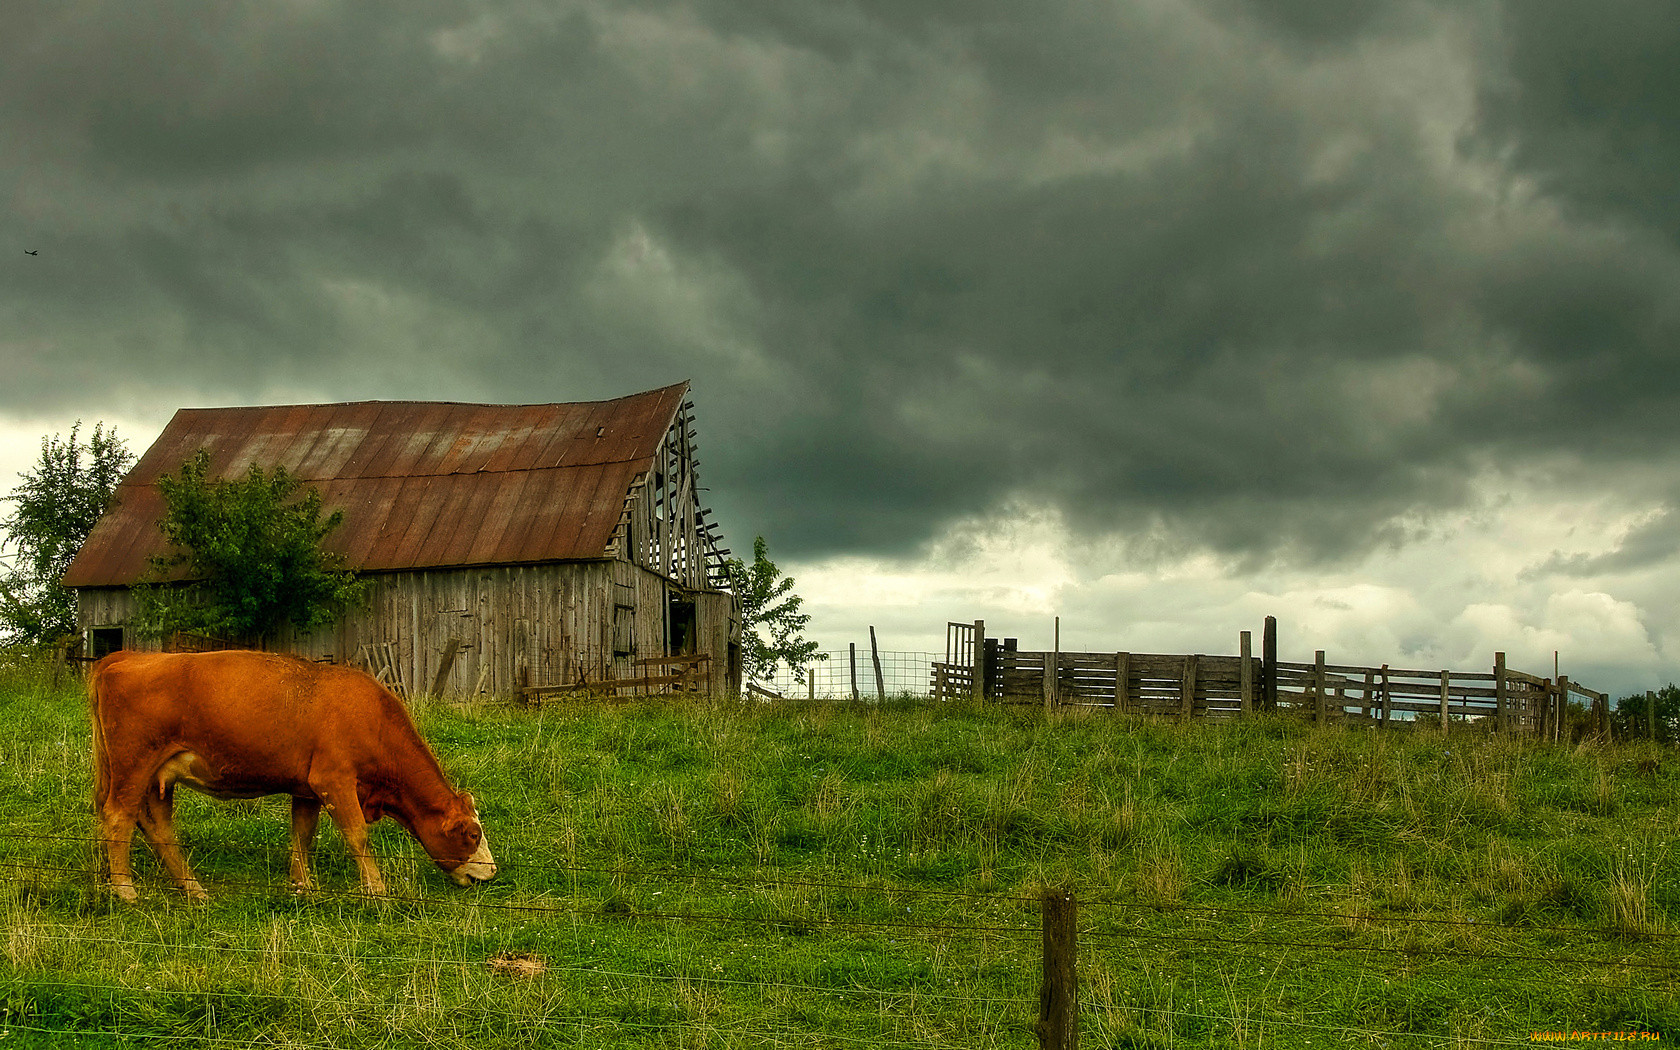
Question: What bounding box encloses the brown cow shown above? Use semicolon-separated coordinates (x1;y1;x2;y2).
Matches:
89;650;496;901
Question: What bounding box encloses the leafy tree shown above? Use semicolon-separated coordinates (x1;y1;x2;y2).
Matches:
0;423;134;647
132;449;368;645
725;535;823;685
1613;685;1680;743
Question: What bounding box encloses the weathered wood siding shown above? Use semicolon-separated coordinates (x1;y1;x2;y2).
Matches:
77;559;738;698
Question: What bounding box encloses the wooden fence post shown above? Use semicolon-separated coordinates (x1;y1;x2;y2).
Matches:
973;619;986;703
1239;631;1253;717
1494;652;1507;735
869;626;886;701
1439;669;1450;732
1314;650;1327;724
1180;655;1198;722
1379;665;1391;729
1262;616;1277;712
1114;652;1129;714
1044;651;1057;710
849;643;859;702
1557;675;1570;743
1037;889;1078;1050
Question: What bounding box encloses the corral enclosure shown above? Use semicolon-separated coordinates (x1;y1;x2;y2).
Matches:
62;383;742;697
933;619;1610;738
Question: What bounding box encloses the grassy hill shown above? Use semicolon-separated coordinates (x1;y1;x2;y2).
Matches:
0;652;1676;1048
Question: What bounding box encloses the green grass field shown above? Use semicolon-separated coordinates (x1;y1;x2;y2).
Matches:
1;652;1677;1048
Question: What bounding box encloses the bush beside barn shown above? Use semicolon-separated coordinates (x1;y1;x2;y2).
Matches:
61;382;742;698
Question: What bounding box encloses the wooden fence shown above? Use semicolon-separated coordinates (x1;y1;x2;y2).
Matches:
931;621;1610;738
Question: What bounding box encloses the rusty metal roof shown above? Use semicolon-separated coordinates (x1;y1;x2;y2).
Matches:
62;382;690;587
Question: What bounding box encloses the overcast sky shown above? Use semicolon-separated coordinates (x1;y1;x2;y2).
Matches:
4;0;1679;695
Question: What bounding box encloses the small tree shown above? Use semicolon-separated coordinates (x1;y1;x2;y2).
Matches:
132;450;368;645
0;423;134;647
1613;685;1680;744
725;535;823;685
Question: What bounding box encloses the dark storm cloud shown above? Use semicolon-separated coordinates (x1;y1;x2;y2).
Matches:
3;0;1678;566
1474;0;1680;242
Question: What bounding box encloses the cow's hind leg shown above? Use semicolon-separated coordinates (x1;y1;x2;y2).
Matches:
98;801;141;903
288;797;321;891
138;785;208;902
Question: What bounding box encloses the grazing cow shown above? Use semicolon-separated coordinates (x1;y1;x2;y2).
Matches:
88;650;496;901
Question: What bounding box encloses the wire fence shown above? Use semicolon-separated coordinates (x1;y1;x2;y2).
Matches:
2;826;1674;1049
751;650;937;700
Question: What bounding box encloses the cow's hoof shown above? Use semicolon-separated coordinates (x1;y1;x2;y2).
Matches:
109;882;138;903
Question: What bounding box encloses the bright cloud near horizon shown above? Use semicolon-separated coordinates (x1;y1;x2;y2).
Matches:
5;0;1680;697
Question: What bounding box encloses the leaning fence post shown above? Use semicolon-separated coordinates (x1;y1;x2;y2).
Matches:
849;643;859;702
869;626;886;701
1037;889;1078;1050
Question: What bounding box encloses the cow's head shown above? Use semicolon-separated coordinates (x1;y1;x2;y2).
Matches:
419;792;497;886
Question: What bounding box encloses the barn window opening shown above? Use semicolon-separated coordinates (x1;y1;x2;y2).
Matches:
89;627;124;658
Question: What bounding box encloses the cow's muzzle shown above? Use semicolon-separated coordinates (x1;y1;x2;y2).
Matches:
447;836;497;885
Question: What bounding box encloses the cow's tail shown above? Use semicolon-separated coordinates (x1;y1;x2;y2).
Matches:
87;662;109;812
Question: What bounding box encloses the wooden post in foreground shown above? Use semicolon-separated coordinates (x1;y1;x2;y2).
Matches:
1037;889;1078;1050
849;643;859;702
972;619;986;703
1439;669;1450;732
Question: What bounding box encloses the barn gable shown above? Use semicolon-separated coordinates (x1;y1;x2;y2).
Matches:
65;382;741;697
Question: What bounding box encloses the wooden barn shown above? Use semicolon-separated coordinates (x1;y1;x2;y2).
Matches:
61;382;742;698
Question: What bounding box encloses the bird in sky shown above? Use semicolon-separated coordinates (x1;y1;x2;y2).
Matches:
24;250;38;256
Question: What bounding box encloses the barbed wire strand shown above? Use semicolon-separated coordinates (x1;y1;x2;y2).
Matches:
1084;926;1680;973
7;844;1674;958
8;934;1033;1009
1;982;1004;1050
0;829;1041;904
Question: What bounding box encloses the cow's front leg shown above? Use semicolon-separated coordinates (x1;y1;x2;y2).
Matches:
315;785;386;895
288;797;322;891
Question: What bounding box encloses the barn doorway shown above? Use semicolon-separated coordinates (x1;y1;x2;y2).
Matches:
668;593;697;655
88;627;124;658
